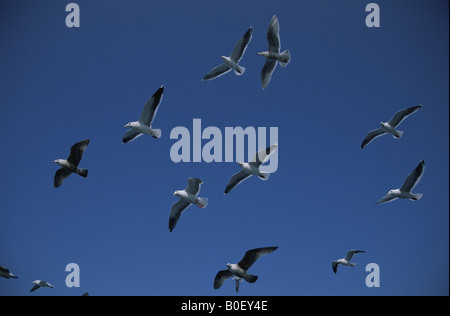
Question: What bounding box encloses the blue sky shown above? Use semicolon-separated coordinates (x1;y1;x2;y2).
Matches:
0;0;448;296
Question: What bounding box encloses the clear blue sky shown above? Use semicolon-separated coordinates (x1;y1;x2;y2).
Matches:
0;0;448;296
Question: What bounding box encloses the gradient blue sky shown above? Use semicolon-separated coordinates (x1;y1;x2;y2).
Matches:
0;0;448;296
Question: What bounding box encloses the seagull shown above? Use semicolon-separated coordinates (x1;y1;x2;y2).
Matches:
123;85;165;143
169;178;209;232
224;143;278;194
257;15;291;89
202;27;253;81
376;160;425;205
361;105;422;149
214;247;278;292
30;280;54;292
332;250;366;274
0;266;18;279
53;139;90;188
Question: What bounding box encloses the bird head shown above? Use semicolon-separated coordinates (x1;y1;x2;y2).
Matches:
124;122;132;128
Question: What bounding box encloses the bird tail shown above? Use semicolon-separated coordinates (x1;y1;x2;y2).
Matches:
244;274;258;283
78;169;88;178
258;172;270;181
196;197;209;209
234;65;246;76
279;50;291;68
411;193;423;201
350;263;356;268
151;128;162;139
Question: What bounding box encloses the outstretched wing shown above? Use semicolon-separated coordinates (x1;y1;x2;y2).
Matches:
400;160;425;192
361;128;386;149
332;261;339;274
230;26;253;63
344;250;366;262
238;247;278;271
122;129;143;144
67;139;90;166
214;270;233;290
30;284;41;293
376;194;398;205
202;64;232;81
139;85;165;127
249;143;279;167
388;105;422;128
267;15;281;53
185;178;204;195
261;60;277;90
224;170;251;194
169;200;191;232
54;168;72;188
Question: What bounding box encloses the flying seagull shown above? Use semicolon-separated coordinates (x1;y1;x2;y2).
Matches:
361;105;422;149
257;15;291;89
214;247;278;292
169;178;209;232
123;85;165;143
53;139;90;188
0;266;18;279
332;250;366;274
224;143;278;194
30;280;54;292
202;26;253;81
376;160;425;205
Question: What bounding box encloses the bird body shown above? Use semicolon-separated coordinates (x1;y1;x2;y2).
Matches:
122;85;164;143
376;160;425;205
332;250;365;274
30;280;54;292
53;139;90;188
214;247;278;292
379;122;403;138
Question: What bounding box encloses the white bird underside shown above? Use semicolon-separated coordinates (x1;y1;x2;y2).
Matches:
122;85;164;143
376;160;425;205
202;27;253;81
361;105;422;149
169;178;208;232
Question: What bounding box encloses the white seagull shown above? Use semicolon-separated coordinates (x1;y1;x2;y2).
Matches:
169;178;209;232
224;143;278;194
30;280;54;292
376;160;425;205
214;247;278;292
257;15;291;89
123;85;165;143
0;266;18;279
361;105;422;149
53;139;90;188
202;27;253;81
332;250;366;274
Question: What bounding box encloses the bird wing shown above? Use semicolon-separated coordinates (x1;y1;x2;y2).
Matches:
261;60;277;90
361;128;386;149
388;105;422;128
185;178;203;195
122;129;143;144
344;250;366;262
267;15;281;53
67;139;90;166
214;270;233;290
400;160;425;192
138;85;165;127
332;261;339;274
376;194;398;205
202;63;232;81
54;168;72;188
230;27;253;63
249;143;279;168
169;199;191;232
224;170;252;194
30;284;41;292
0;266;10;274
238;247;278;271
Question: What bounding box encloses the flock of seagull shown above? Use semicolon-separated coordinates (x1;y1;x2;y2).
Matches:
1;14;427;295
